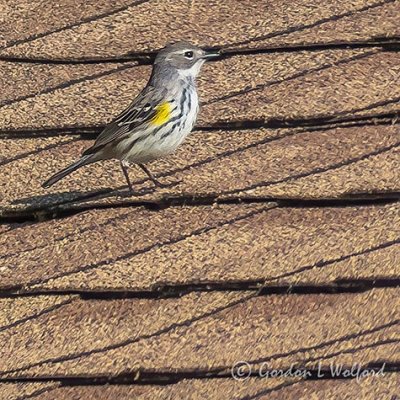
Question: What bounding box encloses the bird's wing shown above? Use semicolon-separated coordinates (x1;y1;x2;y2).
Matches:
83;86;169;156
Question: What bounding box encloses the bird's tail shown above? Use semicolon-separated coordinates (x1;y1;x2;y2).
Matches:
42;155;95;188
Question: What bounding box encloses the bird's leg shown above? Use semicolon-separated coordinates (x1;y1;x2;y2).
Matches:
120;161;134;193
138;164;168;188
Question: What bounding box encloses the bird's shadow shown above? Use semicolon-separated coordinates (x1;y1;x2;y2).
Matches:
12;179;181;208
11;186;142;208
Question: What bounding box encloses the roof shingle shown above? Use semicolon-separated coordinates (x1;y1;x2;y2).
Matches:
1;0;399;396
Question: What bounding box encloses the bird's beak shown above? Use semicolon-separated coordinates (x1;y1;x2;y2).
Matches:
202;50;220;60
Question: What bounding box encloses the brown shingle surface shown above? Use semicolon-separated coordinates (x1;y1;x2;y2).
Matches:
0;224;12;234
264;376;400;400
201;51;400;125
0;291;251;375
0;203;396;292
0;137;74;166
0;0;134;49
1;50;398;133
9;376;399;400
0;124;398;216
246;146;400;199
0;382;60;400
1;0;398;59
2;1;399;396
0;61;121;106
0;295;75;329
1;379;291;399
236;0;400;50
0;204;269;290
1;289;397;378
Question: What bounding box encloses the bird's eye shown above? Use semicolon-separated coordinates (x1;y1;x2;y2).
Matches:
184;51;194;59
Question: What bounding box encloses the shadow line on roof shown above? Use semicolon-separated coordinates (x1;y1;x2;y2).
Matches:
1;295;397;381
0;298;74;334
228;140;400;196
223;0;397;48
1;0;396;60
0;0;150;51
0;292;256;377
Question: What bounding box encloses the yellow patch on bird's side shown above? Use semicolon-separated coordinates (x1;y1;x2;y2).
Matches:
150;102;172;126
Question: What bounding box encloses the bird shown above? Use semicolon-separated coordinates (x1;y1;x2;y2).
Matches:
42;41;219;192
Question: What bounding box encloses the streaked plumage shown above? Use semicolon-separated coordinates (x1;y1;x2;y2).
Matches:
42;41;218;192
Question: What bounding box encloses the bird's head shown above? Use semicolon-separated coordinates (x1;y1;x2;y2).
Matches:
154;41;219;78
